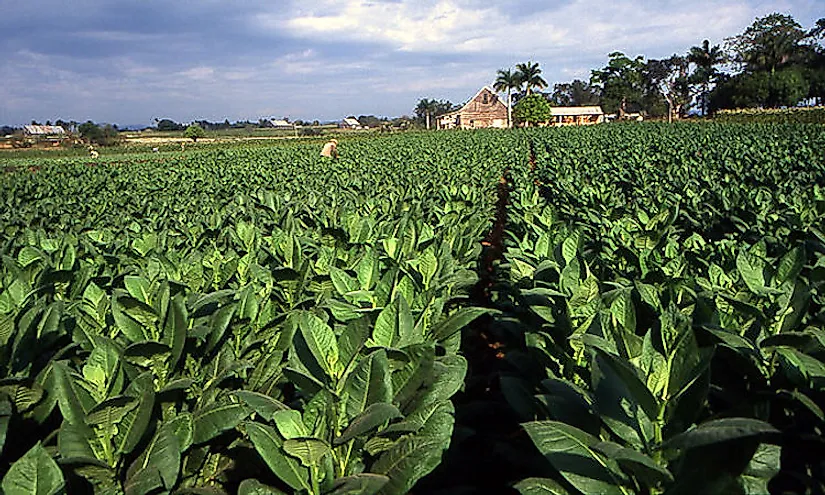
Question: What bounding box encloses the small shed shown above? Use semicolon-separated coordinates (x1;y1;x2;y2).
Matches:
437;87;508;130
340;117;363;130
270;119;294;130
23;125;67;140
547;106;604;126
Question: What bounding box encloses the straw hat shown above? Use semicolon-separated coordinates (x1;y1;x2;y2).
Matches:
330;139;338;144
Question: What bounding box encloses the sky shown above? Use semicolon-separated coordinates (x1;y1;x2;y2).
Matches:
1;0;822;127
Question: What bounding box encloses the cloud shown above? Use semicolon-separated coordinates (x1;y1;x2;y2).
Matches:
0;0;821;125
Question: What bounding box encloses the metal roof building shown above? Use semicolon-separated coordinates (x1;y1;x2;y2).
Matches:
23;125;67;136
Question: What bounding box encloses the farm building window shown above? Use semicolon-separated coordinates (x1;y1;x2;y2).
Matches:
482;93;489;104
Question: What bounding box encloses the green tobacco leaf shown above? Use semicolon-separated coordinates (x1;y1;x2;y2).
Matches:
112;293;148;342
591;348;658;425
665;418;779;451
371;296;415;348
124;276;152;305
430;307;497;342
272;410;308;440
328;474;389;495
192;402;250;445
738;443;781;495
52;361;92;426
330;267;358;296
164;294;188;370
514;477;570;495
123;341;170;369
233;390;290;421
356;249;379;290
523;421;626;495
17;246;45;268
391;344;435;408
124;466;163;495
2;442;65;495
417;248;438;289
345;349;392;419
283;437;332;467
562;234;579;264
610;289;636;334
0;394;10;456
593;441;673;486
776;347;825;386
737;247;766;294
57;422;97;461
168;413;194;453
206;303;236;354
238;479;288;495
338;317;371;373
296;312;339;380
774;246;805;286
115;372;155;455
131;421;180;489
0;382;44;413
335;402;401;445
372;435;448;495
413;355;466;408
246;422;310;492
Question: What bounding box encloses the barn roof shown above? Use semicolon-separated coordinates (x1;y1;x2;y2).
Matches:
440;86;505;118
24;125;66;135
342;117;361;126
270;119;293;127
549;106;604;116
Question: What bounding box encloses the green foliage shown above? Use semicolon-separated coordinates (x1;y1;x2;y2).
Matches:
514;94;552;127
78;121;121;147
590;52;646;115
715;105;825;123
4;125;825;494
0;132;513;493
184;123;206;142
495;123;825;494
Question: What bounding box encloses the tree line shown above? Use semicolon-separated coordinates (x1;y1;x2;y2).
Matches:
416;13;825;126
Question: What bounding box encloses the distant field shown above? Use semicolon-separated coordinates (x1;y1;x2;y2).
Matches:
0;125;384;159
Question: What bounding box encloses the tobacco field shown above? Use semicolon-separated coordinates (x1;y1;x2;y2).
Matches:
1;123;825;495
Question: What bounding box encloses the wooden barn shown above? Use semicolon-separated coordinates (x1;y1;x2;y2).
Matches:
546;106;604;126
437;87;507;130
23;125;67;141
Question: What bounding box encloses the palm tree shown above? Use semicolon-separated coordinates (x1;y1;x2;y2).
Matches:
515;61;548;95
494;69;522;128
687;40;725;115
415;98;438;130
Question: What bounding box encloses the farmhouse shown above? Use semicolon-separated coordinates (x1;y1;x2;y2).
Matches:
23;125;67;141
437;87;507;130
270;119;294;130
340;117;363;130
547;106;605;126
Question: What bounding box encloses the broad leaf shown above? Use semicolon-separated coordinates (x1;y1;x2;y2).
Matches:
523;421;626;495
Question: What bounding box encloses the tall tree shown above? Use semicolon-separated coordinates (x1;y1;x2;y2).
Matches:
726;13;809;73
494;68;522;128
415;99;437;130
513;94;551;127
550;80;600;106
645;56;691;121
591;52;646;117
710;14;823;110
687;39;725;115
414;99;454;129
515;61;548;95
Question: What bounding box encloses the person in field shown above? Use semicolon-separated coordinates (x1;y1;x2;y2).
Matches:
320;138;339;159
